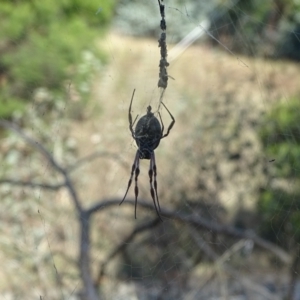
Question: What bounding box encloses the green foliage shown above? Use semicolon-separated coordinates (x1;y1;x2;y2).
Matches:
258;189;300;245
0;98;26;119
258;98;300;247
0;0;115;118
259;98;300;177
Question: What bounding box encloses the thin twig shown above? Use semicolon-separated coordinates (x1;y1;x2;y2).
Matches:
188;228;280;300
0;179;64;190
67;150;129;173
95;217;161;289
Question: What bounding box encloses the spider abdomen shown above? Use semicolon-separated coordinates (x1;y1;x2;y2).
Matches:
135;114;162;159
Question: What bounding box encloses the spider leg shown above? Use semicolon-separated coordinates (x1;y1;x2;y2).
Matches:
132;114;139;128
152;152;161;212
158;111;164;135
149;152;163;221
161;101;175;138
119;151;139;207
134;155;140;219
129;114;139;140
128;89;136;138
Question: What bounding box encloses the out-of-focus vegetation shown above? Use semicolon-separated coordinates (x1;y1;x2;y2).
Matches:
258;98;300;248
0;0;115;118
113;0;221;41
209;0;300;59
2;0;300;298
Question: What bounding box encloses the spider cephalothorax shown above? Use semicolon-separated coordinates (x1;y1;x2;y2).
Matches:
120;89;175;220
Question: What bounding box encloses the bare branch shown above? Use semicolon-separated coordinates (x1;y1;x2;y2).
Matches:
79;211;99;300
87;198;290;264
0;179;64;190
0;120;82;213
287;244;300;300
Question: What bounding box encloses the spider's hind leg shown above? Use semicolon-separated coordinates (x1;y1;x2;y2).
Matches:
149;152;163;221
152;152;161;211
120;151;140;219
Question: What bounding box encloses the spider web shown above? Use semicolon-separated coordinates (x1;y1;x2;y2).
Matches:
1;1;300;299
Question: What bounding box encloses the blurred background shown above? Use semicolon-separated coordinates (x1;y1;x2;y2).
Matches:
1;0;300;299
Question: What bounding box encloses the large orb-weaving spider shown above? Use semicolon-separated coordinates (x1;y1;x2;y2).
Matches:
120;89;175;220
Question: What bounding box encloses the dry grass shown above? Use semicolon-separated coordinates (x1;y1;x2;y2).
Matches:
71;33;300;214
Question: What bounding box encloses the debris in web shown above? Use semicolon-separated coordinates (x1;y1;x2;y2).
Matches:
157;0;169;90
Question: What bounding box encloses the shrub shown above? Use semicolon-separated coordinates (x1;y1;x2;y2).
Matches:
258;98;300;248
0;0;115;118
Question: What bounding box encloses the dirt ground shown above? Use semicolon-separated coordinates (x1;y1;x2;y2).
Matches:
2;32;300;299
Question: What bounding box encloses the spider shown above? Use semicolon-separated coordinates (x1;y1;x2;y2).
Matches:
120;89;175;220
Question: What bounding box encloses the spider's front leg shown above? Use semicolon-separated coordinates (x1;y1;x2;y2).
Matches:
161;101;175;138
128;89;138;139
